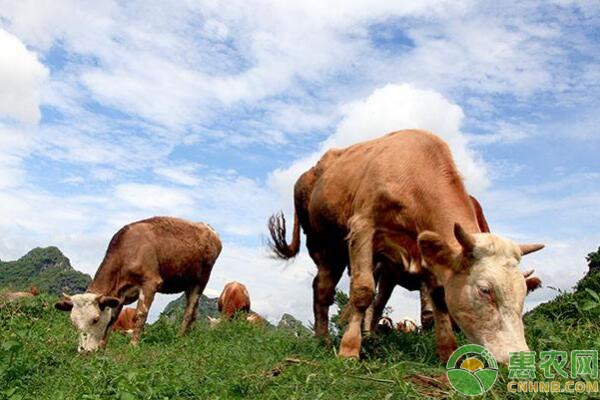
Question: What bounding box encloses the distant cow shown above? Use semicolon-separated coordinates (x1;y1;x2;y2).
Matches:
55;217;222;352
112;307;136;334
375;316;394;334
208;281;265;326
396;318;418;334
219;281;251;318
268;130;544;363
2;286;39;302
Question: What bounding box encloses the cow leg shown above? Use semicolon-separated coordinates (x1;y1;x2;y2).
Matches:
131;283;158;346
181;269;211;334
339;217;374;359
420;283;434;330
429;286;457;362
180;285;201;335
312;252;345;340
368;269;395;333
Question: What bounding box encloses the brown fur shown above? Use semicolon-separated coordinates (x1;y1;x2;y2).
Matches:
268;130;505;359
218;281;251;319
369;195;490;331
57;216;222;347
112;307;136;333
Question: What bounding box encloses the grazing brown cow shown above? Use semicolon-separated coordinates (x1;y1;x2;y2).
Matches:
2;286;39;301
268;130;543;363
208;281;257;326
219;281;251;318
55;217;222;352
367;195;492;332
112;307;137;334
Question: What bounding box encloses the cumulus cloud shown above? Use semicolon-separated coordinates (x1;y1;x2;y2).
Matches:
0;29;48;125
269;83;489;203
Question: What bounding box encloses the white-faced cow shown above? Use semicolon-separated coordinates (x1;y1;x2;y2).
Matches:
396;318;418;334
55;217;221;352
268;130;543;363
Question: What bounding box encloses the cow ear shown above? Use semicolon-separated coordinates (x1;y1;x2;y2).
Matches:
526;276;542;293
98;296;120;310
55;298;73;311
418;231;458;285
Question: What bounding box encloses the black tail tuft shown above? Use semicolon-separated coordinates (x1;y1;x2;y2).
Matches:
267;211;300;259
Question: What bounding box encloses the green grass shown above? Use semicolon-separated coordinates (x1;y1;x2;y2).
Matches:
2;286;600;399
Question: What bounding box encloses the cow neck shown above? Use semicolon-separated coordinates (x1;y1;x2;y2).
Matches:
420;196;481;251
87;255;122;297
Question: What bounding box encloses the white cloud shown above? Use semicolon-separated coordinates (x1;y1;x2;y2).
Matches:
0;29;48;124
115;183;195;212
154;163;202;187
269;83;489;204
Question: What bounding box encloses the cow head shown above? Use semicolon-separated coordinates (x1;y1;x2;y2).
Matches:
376;316;394;333
396;318;418;334
418;223;544;364
55;293;120;352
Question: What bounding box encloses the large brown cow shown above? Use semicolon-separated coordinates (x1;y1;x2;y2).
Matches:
55;217;222;352
268;130;543;363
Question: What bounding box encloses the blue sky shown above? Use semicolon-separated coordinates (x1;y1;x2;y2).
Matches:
0;0;599;323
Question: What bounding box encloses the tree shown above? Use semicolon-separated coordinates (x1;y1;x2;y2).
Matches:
587;247;600;272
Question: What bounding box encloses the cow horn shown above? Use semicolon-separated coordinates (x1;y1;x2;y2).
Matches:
454;223;476;252
520;243;545;255
62;292;72;300
523;269;535;278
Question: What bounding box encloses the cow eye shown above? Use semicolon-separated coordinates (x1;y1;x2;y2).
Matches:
478;286;492;296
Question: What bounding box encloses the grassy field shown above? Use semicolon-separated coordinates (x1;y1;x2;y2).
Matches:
1;274;600;400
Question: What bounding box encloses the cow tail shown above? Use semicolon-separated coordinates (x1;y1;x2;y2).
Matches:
267;209;301;259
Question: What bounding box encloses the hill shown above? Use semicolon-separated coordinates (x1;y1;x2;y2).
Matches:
160;294;220;320
0;247;91;295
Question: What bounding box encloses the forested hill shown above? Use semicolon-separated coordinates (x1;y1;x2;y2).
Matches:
0;247;91;295
161;294;220;319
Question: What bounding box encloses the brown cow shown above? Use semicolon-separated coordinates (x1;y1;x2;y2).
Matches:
367;195;492;332
268;130;543;363
208;281;262;326
2;286;39;301
219;281;251;318
55;217;222;352
112;307;137;334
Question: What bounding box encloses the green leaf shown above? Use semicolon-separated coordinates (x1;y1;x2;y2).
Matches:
585;288;600;302
581;301;599;311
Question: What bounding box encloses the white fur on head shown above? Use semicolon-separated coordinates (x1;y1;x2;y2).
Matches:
68;293;113;352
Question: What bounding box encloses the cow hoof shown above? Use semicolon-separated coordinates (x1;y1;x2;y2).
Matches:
339;337;361;359
338;346;360;359
130;340;140;347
